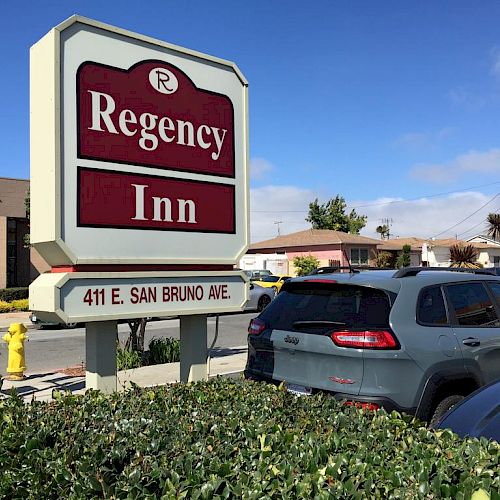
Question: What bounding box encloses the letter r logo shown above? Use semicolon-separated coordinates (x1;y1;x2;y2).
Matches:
148;67;178;95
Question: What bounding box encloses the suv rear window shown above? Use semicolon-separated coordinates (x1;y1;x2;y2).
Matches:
259;282;394;333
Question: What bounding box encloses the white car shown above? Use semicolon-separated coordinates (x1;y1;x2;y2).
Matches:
245;283;275;312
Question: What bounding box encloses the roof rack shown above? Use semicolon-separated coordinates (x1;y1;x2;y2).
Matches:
393;267;496;278
308;266;391;275
308;266;359;275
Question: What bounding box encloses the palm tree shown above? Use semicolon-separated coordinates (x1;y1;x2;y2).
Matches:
449;243;480;268
376;224;389;240
487;213;500;241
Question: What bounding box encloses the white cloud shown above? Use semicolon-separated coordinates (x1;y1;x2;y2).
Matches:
250;185;316;242
395;127;455;151
447;85;486;110
357;192;495;241
249;157;274;179
249;187;497;243
409;148;500;184
491;46;500;80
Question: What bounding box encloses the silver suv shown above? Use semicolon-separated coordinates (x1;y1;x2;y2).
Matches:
245;268;500;424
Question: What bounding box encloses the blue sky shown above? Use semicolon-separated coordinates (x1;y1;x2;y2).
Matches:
2;1;500;241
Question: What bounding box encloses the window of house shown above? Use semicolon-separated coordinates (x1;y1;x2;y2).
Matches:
328;259;341;267
445;282;500;327
351;248;369;266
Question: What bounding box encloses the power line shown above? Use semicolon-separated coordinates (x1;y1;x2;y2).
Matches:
430;193;499;239
456;205;500;238
250;180;500;213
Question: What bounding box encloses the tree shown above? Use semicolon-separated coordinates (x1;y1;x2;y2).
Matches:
487;213;500;241
376;224;390;240
396;244;411;268
293;255;320;276
449;243;481;268
375;251;394;268
306;196;367;234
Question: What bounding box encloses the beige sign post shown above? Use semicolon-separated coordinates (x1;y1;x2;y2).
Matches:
29;16;249;391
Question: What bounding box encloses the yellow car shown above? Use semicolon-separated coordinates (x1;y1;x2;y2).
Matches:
253;275;292;293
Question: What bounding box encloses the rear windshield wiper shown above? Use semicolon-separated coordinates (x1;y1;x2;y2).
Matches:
292;320;346;329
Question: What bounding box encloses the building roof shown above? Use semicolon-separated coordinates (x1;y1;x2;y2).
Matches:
249;229;380;251
466;234;500;246
426;238;467;248
377;237;426;251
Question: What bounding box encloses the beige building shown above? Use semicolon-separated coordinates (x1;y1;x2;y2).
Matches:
0;177;49;288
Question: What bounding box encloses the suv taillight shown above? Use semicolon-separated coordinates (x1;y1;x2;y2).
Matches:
248;318;266;335
330;330;397;349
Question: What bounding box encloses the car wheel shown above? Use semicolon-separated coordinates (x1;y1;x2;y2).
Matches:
257;295;272;312
430;394;464;427
64;322;79;329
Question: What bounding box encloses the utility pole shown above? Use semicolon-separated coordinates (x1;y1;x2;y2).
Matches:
274;220;283;236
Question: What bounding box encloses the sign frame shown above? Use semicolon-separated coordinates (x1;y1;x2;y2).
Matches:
29;270;249;323
30;15;249;267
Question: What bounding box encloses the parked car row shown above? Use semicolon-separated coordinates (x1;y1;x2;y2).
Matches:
245;266;500;440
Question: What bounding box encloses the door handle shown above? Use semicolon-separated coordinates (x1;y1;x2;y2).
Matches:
463;338;480;347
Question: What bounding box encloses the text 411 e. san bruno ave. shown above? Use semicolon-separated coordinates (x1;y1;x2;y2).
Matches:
82;284;231;307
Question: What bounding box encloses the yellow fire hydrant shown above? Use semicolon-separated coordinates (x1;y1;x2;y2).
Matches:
3;323;28;381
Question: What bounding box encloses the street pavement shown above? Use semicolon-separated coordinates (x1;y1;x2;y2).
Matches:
0;312;251;403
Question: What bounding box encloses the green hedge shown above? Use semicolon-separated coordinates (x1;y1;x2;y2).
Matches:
0;287;29;302
0;379;498;498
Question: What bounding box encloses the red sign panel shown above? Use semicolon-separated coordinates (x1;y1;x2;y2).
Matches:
78;168;235;233
77;60;235;177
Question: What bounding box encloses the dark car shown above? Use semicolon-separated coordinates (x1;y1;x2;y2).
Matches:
432;379;500;441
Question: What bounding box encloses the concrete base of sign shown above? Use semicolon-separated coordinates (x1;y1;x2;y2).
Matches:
180;315;208;382
86;321;117;393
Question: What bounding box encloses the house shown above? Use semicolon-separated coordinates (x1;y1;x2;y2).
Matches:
242;229;380;275
377;237;426;267
466;235;500;267
421;236;500;268
0;177;49;288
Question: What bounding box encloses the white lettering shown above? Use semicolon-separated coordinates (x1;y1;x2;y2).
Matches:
177;199;197;224
118;109;137;137
158;116;175;143
139;113;158;151
197;124;212;149
211;127;227;160
152;197;173;222
88;91;118;134
177;120;195;147
86;91;228;161
131;184;148;220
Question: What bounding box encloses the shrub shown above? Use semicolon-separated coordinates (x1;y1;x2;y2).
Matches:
116;344;143;370
0;287;28;302
0;379;497;498
10;299;29;311
293;254;320;276
0;301;12;313
148;336;180;364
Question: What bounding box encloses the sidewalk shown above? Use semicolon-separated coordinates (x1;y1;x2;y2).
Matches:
0;312;33;332
0;346;248;403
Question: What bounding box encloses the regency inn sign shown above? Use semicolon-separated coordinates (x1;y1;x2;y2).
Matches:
30;17;248;267
29;16;249;354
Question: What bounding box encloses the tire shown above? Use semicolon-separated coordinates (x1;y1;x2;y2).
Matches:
257;294;272;312
64;322;79;329
430;394;464;427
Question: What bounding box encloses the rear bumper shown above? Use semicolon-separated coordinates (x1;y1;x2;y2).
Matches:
244;369;416;416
